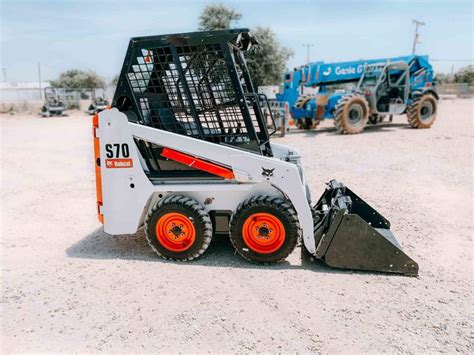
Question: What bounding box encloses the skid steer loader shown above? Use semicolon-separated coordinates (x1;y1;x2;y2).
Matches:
93;29;418;276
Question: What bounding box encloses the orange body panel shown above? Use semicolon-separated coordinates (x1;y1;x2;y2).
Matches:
92;114;104;224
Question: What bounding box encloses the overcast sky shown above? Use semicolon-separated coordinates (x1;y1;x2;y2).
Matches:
1;0;472;82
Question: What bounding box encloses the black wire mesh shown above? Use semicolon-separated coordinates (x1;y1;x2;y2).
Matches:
125;42;262;146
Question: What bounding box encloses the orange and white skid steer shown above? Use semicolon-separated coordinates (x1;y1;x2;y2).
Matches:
93;29;419;275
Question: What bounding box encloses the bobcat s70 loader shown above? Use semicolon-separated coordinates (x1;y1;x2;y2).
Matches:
93;29;418;275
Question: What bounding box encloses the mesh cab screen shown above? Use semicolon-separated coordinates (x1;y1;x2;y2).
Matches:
114;30;270;155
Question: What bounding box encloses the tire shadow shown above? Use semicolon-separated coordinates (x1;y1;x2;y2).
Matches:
282;122;411;137
66;227;398;276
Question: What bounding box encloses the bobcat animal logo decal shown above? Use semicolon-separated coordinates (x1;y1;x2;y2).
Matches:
261;167;275;177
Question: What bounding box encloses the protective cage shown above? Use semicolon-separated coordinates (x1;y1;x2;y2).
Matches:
113;29;274;178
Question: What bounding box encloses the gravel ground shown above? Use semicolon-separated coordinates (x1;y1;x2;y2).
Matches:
1;98;473;353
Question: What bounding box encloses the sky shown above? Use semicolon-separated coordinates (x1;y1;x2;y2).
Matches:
0;0;472;83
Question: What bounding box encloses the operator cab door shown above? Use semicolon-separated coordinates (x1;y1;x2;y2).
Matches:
376;62;409;115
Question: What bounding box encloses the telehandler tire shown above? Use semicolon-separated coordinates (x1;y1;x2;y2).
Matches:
230;195;299;263
407;93;437;128
145;195;213;261
295;118;320;130
334;94;369;134
294;95;316;130
294;94;314;110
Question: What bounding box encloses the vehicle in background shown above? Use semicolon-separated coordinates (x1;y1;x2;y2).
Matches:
88;98;109;115
277;55;438;133
258;85;290;137
41;87;67;117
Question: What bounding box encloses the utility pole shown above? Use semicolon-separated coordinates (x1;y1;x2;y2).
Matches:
38;62;42;100
412;19;425;55
302;43;314;64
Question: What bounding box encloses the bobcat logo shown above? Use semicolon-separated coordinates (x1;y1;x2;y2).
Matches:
261;167;275;177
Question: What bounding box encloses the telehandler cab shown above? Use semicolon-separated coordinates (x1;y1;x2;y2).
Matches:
93;30;418;275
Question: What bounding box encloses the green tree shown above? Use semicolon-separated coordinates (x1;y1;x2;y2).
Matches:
245;26;293;88
434;73;452;85
51;69;105;89
198;4;292;88
454;65;474;85
111;74;119;86
198;3;241;31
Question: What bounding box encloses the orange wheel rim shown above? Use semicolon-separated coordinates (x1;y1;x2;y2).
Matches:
155;212;196;252
242;213;285;254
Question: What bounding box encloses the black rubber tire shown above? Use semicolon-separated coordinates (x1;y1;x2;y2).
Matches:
144;195;213;261
407;93;437;128
368;114;381;124
294;118;313;130
294;94;316;130
334;94;369;134
294;94;314;110
229;195;300;263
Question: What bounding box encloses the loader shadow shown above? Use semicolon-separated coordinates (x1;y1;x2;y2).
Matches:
66;227;353;274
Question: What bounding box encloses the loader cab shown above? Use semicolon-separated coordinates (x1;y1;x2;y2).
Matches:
112;30;275;180
358;61;410;115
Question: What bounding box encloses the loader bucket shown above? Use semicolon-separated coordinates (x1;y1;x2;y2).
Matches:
312;180;419;276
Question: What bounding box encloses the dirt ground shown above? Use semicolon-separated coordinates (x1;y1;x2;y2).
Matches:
1;99;472;353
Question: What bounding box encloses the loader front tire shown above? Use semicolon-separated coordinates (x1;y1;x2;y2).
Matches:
230;196;300;263
145;195;213;261
334;94;369;134
407;93;437;128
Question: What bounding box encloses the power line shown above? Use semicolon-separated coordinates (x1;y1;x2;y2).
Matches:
431;59;473;62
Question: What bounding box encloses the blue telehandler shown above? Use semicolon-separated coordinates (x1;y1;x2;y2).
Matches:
276;55;438;134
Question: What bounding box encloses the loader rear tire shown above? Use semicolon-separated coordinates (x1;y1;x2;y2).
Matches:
229;196;300;263
334;94;369;134
407;93;437;128
145;195;213;261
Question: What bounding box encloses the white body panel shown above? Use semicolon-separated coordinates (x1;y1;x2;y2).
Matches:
96;109;316;253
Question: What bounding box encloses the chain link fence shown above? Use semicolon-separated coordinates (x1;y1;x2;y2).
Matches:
0;86;116;103
0;86;116;114
437;83;474;98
